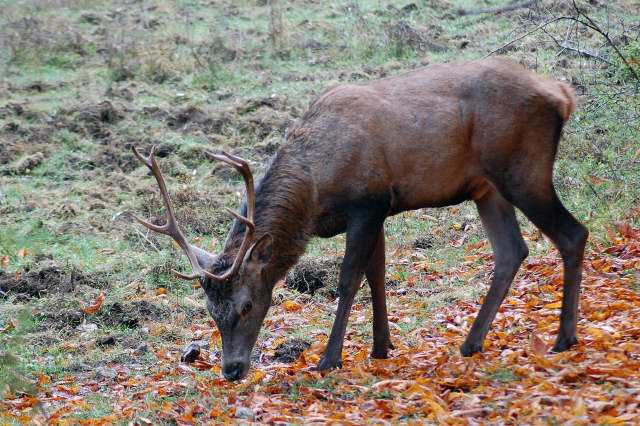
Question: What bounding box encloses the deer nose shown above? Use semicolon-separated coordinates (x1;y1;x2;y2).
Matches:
223;361;246;381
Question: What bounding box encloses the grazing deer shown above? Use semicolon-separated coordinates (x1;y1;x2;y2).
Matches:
131;58;587;381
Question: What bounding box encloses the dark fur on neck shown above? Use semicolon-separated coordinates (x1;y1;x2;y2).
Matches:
221;146;314;283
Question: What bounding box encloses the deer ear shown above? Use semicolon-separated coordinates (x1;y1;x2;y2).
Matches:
245;234;273;267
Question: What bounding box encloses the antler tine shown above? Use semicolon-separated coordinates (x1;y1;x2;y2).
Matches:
225;208;255;230
205;151;256;222
205;150;257;282
132;146;217;282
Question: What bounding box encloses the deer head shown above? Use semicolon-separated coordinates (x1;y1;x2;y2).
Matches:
131;146;273;381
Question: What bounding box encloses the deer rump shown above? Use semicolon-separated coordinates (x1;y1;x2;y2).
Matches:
132;57;587;381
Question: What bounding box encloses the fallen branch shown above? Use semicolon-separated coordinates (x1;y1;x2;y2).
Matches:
541;25;613;65
458;0;536;16
558;43;613;65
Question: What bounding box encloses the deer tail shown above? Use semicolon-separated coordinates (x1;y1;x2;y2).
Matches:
556;82;576;122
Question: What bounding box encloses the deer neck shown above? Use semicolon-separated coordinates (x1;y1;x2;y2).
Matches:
224;148;313;285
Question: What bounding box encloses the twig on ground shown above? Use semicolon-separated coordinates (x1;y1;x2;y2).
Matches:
541;25;613;65
559;43;613;64
583;178;603;202
458;0;537;16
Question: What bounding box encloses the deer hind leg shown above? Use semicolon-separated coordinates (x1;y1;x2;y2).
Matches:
461;189;528;356
502;186;588;352
365;226;394;359
317;209;386;371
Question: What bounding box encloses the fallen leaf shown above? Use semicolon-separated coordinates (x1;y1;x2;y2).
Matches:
543;301;562;309
588;175;607;186
82;292;106;315
530;333;548;357
282;300;302;312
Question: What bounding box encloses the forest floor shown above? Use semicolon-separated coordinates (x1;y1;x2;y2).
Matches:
1;0;639;424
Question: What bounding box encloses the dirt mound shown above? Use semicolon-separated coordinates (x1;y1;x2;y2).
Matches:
163;105;231;134
237;107;293;140
66;101;123;138
35;299;206;331
95;300;166;328
385;20;448;54
272;338;311;363
90;143;141;172
285;257;341;295
0;261;99;301
234;96;295;140
36;308;84;330
156;95;296;140
10;152;44;175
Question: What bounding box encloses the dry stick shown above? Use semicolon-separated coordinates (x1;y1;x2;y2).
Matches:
559;43;613;65
570;0;640;82
458;0;537;16
541;26;613;65
135;227;161;253
484;16;567;58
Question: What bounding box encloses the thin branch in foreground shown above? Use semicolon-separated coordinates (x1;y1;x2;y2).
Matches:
541;25;613;65
483;16;567;58
570;0;639;82
458;0;537;16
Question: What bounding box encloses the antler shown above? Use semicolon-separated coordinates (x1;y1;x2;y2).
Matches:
132;146;257;283
132;146;218;281
205;151;256;281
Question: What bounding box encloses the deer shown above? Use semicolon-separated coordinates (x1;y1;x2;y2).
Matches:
131;58;587;382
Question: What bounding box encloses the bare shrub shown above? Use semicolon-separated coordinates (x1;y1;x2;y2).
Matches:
0;16;86;66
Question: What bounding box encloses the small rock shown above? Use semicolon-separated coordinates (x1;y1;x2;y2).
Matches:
235;407;254;420
96;366;117;380
181;342;201;363
80;12;101;24
77;321;99;332
133;343;149;356
97;335;116;346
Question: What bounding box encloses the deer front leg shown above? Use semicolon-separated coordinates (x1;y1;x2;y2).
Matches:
317;212;386;371
365;226;394;359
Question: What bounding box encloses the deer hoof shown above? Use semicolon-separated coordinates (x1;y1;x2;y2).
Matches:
371;340;394;359
460;341;482;357
551;335;577;353
316;356;342;371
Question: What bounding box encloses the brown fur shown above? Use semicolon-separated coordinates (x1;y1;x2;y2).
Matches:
227;58;578;261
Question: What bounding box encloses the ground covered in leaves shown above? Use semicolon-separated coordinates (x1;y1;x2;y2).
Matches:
1;0;640;424
3;217;640;424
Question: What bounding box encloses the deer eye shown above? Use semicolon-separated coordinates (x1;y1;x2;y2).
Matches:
241;301;253;316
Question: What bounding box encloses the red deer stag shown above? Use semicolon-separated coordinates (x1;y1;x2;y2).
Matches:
131;58;587;381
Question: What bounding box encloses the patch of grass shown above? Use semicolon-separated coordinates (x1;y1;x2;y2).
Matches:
487;367;518;383
0;0;639;421
0;310;37;398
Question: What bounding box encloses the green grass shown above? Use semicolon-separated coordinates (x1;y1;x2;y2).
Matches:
0;0;639;422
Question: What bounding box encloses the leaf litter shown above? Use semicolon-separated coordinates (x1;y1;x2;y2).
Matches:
2;217;640;424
